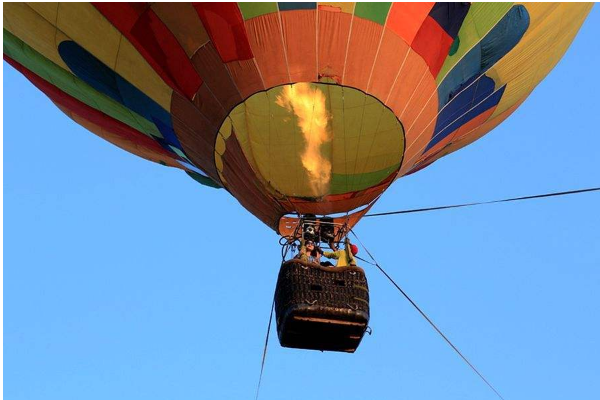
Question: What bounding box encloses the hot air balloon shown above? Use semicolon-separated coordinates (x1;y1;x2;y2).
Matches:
3;2;592;352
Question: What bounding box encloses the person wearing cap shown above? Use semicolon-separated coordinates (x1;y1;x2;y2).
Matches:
322;237;358;267
296;238;321;264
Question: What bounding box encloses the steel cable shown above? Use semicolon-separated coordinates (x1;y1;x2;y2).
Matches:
364;187;600;218
350;230;505;400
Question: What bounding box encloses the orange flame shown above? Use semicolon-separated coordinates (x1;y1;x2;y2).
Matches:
276;83;332;197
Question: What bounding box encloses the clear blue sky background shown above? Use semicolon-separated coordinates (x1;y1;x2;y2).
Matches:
4;8;600;400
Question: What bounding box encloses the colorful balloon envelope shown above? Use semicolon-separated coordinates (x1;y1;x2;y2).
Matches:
3;2;592;234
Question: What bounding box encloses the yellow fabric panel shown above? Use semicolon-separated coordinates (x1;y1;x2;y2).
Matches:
489;3;592;118
214;120;230;183
318;3;355;14
220;117;233;140
326;84;402;179
55;3;121;70
215;135;226;156
224;83;404;198
26;2;58;24
113;38;173;112
56;3;174;111
4;2;70;70
437;3;514;84
249;89;309;196
5;3;174;112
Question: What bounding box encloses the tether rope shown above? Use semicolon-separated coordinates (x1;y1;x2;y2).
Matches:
350;230;505;400
364;187;600;218
255;299;275;400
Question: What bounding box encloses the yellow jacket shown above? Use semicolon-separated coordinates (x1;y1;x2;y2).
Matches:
323;242;356;267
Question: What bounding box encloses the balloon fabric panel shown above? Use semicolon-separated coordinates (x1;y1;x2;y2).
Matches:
3;2;593;233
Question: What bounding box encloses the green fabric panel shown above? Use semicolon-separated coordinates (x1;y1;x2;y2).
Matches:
354;2;392;25
238;3;278;20
437;3;513;83
449;36;460;56
3;29;162;139
330;163;399;194
186;171;222;189
169;146;194;165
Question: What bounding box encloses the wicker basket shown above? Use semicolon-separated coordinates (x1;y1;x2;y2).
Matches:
274;260;370;353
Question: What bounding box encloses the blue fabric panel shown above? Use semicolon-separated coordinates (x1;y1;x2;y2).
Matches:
480;5;530;72
426;76;505;151
437;44;481;109
429;2;470;38
278;2;316;11
436;5;530;111
58;40;176;141
114;76;171;126
58;41;124;104
153;118;183;149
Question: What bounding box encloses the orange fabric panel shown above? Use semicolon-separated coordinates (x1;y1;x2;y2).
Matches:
343;17;383;91
385;51;437;176
151;3;209;57
191;43;243;111
57;104;183;169
386;50;428;117
281;10;318;82
317;8;352;83
226;59;265;99
245;13;290;88
386;2;434;45
367;29;410;102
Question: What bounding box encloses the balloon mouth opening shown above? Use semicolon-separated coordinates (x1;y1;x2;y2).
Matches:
216;82;405;201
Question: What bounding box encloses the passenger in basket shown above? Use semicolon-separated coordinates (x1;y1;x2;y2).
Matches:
322;237;358;267
297;239;321;264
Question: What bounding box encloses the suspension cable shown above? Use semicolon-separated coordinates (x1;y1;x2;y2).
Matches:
364;186;600;218
255;299;275;400
350;230;505;400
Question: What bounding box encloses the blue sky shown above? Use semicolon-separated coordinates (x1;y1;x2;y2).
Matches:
4;7;600;400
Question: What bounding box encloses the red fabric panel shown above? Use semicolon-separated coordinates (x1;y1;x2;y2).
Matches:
192;3;253;63
56;103;183;168
4;55;177;161
93;2;202;99
343;17;383;91
386;2;434;45
244;13;289;88
411;16;453;78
